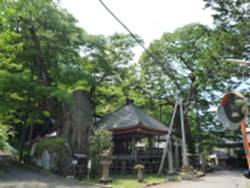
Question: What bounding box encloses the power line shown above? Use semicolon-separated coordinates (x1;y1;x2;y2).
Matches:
98;0;160;64
98;0;183;94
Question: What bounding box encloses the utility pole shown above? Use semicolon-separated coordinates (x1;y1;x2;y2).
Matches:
158;100;189;174
179;100;188;167
158;102;178;175
167;139;175;174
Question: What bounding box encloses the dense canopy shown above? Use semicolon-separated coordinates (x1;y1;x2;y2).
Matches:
0;0;249;161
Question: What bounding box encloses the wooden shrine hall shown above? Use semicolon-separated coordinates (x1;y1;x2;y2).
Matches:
98;99;181;173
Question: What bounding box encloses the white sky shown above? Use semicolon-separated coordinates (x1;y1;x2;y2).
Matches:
59;0;214;60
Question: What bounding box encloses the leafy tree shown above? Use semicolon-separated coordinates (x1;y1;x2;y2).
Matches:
204;0;250;28
89;129;113;177
0;0;88;160
77;33;140;116
203;0;250;144
0;0;142;162
139;23;250;152
204;0;250;60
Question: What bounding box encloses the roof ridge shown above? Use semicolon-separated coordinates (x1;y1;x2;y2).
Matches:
131;104;168;129
97;104;127;126
98;102;169;133
125;104;140;125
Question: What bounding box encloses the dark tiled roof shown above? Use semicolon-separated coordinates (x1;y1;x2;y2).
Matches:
98;104;168;133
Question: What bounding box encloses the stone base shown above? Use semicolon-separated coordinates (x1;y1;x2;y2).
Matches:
100;178;112;183
194;170;205;177
166;174;181;182
167;170;177;175
181;165;193;172
180;165;196;180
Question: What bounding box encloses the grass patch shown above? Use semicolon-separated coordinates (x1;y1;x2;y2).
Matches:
247;182;250;188
82;174;166;188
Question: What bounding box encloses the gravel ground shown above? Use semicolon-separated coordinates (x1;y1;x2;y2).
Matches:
152;169;250;188
0;156;100;188
1;155;249;188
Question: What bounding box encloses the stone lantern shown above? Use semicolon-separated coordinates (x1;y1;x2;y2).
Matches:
100;149;112;183
134;164;144;182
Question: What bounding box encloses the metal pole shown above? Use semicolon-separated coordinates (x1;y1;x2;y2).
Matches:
180;100;188;167
241;121;250;170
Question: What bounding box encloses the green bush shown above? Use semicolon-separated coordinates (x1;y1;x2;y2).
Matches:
0;123;13;152
35;136;65;156
89;129;113;177
33;136;71;175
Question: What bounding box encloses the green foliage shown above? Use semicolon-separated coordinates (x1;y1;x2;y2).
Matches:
202;0;250;147
0;123;13;151
34;136;65;156
139;24;214;150
139;22;250;151
0;0;88;111
79;33;140;115
89;129;113;176
0;0;142;159
204;0;250;27
33;136;71;175
2;0;249;161
82;174;166;188
0;0;92;158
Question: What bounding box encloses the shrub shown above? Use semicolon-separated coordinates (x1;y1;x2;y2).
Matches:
0;123;14;152
32;136;71;175
35;136;65;156
89;129;113;177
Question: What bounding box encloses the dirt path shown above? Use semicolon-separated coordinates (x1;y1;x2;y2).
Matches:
0;156;100;188
152;170;250;188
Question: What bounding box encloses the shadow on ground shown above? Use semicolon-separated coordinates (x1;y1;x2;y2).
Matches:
0;155;99;188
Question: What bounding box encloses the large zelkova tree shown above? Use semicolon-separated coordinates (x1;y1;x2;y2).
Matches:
0;0;141;158
59;33;140;153
139;23;250;152
0;0;89;159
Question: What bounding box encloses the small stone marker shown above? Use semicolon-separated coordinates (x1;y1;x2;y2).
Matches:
134;164;144;182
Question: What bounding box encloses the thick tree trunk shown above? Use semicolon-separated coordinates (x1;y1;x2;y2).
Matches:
182;83;197;154
29;27;50;86
19;126;27;162
61;90;93;154
183;115;195;154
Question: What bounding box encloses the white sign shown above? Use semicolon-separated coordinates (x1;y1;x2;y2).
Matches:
87;160;92;169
